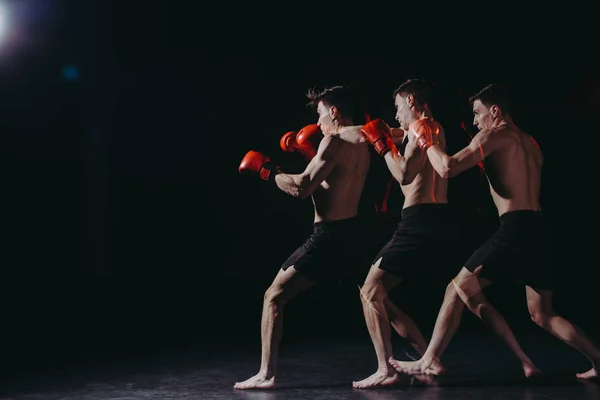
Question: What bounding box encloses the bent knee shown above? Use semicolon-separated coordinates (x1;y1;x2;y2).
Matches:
454;267;478;285
264;285;286;305
468;301;488;317
359;281;386;303
445;280;458;295
529;310;556;327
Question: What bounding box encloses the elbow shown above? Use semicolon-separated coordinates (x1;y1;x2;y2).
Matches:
447;170;460;178
439;167;450;179
439;158;456;179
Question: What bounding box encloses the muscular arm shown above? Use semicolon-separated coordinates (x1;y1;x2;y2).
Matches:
274;136;339;199
383;138;427;185
427;128;500;178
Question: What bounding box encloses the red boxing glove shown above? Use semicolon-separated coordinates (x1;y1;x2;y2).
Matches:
239;150;280;182
409;118;440;151
295;124;322;160
360;119;397;156
280;124;322;161
280;131;298;153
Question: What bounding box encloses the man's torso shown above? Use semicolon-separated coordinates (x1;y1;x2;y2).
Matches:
401;118;448;208
312;136;371;222
482;126;543;216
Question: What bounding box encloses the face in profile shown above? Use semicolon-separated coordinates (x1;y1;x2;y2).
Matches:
316;101;336;135
472;99;495;130
394;94;412;131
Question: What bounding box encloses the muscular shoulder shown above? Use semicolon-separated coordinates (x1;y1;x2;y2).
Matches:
469;126;515;156
317;135;344;160
338;125;365;143
473;126;510;143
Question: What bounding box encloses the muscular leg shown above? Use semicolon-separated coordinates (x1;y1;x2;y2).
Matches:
385;296;428;356
389;275;468;376
526;286;600;379
452;267;539;377
391;267;538;377
234;267;314;389
353;260;425;388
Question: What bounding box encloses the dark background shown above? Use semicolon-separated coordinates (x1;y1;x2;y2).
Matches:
1;0;598;374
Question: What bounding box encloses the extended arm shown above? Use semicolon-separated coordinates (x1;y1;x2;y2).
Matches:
426;128;500;178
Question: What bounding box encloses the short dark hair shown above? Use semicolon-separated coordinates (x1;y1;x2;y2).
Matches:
469;84;512;116
392;79;434;106
306;85;367;124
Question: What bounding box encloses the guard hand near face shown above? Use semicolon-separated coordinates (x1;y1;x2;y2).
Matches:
409;118;440;151
390;127;406;145
360;119;398;157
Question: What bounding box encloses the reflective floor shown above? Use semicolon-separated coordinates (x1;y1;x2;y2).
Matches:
2;325;598;400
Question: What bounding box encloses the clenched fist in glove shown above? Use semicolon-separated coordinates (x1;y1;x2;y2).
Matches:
360;119;398;156
409;117;440;151
280;124;322;161
239;150;280;182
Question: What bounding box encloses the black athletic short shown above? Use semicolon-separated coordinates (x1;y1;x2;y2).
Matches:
374;203;462;284
464;210;552;290
281;216;366;282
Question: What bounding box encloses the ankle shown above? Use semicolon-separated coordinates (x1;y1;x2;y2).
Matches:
413;345;428;357
424;355;442;368
258;369;275;379
381;366;397;376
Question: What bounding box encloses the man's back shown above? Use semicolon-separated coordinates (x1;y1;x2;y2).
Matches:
483;125;543;215
312;134;370;222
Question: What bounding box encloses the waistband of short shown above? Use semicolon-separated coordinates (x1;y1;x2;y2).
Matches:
313;215;361;229
499;210;544;225
401;203;450;219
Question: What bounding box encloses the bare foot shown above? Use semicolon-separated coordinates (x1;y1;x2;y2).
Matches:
523;362;541;378
389;356;445;376
352;371;401;389
576;367;600;380
234;374;276;390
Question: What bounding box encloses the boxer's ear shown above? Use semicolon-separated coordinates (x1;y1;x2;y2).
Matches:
490;105;500;118
329;105;339;121
406;94;415;108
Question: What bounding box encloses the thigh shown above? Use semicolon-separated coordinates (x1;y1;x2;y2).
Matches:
363;261;404;293
521;241;554;291
281;233;340;282
464;231;521;285
453;266;494;306
374;224;424;280
268;266;315;302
